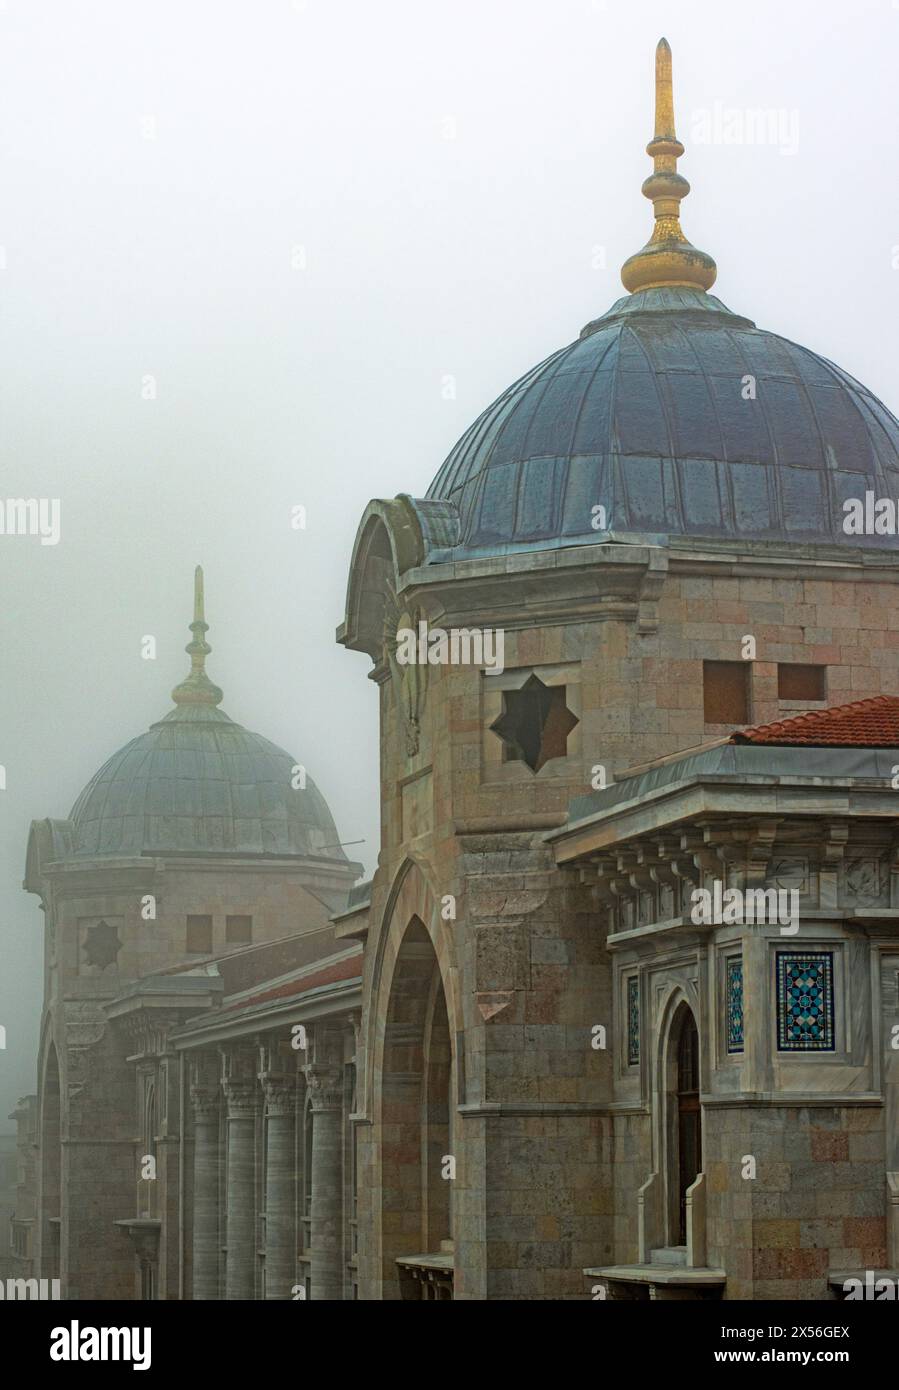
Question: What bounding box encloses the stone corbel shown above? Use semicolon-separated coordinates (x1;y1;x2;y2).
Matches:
649;863;677;889
590;859;621;903
693;845;724;880
687;823;726;882
821;821;850;911
629;865;657;893
744;819;781;888
635;550;669;634
648;839;681;889
670;857;700;888
823;822;850;863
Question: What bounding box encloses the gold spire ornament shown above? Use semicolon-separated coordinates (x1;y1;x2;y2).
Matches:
620;38;717;294
171;565;224;707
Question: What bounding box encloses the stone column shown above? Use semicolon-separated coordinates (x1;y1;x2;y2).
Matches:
304;1061;344;1301
223;1074;258;1301
263;1074;297;1300
190;1075;221;1300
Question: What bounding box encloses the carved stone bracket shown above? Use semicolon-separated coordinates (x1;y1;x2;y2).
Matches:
745;819;781;887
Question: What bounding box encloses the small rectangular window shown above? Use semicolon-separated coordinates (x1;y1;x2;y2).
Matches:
226;914;252;945
703;660;750;724
778;663;826;701
186;915;213;954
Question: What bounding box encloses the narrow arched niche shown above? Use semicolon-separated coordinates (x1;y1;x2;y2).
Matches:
662;1002;702;1248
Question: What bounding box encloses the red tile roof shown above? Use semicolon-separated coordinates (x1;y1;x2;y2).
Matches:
225;950;362;1012
732;695;899;747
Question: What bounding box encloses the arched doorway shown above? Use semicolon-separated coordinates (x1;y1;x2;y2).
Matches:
663;1003;702;1248
379;916;454;1298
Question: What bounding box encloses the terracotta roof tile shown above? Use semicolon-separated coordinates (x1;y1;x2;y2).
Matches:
225;951;362;1012
732;695;899;747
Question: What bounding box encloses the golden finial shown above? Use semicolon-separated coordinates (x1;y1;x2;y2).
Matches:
171;565;224;707
620;38;717;294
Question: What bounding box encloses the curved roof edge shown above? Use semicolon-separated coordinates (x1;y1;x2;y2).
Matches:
338;494;460;659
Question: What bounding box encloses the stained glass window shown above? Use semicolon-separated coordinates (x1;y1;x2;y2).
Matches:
726;957;744;1053
776;951;835;1052
627;977;639;1066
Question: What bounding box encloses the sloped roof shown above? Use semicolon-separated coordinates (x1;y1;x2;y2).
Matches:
225;949;362;1011
732;695;899;748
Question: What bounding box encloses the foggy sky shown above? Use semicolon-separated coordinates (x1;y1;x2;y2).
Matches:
2;0;898;1128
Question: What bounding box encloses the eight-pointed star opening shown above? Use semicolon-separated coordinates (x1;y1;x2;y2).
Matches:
82;918;122;971
490;675;578;773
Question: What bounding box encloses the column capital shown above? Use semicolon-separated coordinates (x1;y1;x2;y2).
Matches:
223;1078;258;1121
304;1062;343;1111
262;1074;297;1116
190;1083;221;1123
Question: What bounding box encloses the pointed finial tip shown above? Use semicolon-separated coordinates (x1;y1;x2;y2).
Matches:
619;36;717;294
193;564;205;622
172;564;223;708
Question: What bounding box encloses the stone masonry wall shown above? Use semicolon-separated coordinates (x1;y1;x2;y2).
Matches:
704;1104;887;1299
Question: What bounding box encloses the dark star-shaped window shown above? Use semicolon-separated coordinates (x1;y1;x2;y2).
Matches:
82;919;121;971
490;676;578;772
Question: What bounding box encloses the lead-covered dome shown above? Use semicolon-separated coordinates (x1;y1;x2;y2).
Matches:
69;704;344;859
426;38;899;558
68;569;346;861
427;286;899;554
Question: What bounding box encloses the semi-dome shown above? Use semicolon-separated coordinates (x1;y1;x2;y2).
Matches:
426;41;899;558
69;569;346;861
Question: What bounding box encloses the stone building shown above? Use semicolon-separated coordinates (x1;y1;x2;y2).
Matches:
17;569;362;1299
0;1131;20;1283
6;1096;36;1286
10;37;899;1300
336;38;899;1299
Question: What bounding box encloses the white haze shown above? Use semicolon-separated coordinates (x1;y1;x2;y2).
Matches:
1;0;898;1125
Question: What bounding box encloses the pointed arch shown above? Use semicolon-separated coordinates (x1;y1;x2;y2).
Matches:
363;856;461;1298
653;987;703;1248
